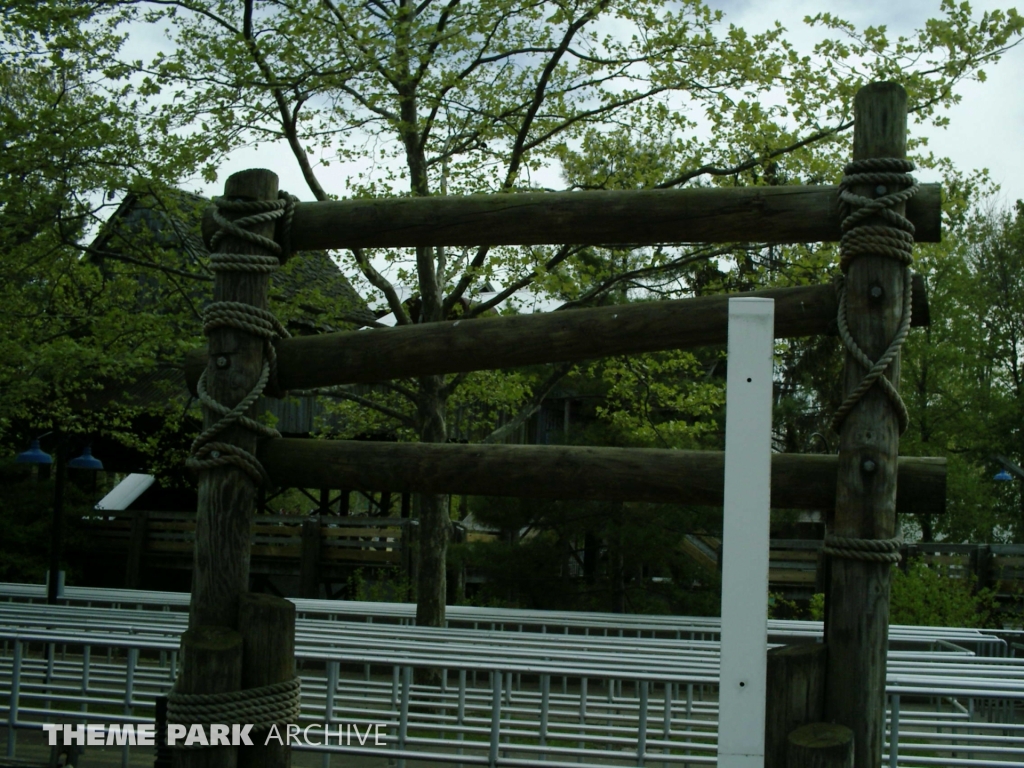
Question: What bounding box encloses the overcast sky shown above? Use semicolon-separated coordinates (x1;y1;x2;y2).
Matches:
201;1;1024;207
708;0;1024;207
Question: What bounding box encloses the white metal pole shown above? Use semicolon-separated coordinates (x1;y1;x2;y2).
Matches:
717;298;774;768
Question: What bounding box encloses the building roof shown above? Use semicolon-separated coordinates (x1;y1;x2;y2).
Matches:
91;185;377;332
94;473;155;511
78;185;376;420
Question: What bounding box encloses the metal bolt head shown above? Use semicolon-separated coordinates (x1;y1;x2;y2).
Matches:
862;459;877;473
216;355;229;368
869;285;883;299
875;185;887;196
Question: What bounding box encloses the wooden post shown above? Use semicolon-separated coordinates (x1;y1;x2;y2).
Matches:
299;518;321;598
825;82;909;768
764;644;827;768
191;169;278;630
787;723;854;768
125;510;149;589
172;626;243;768
238;594;296;768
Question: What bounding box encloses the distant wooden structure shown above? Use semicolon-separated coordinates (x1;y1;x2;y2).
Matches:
80;511;414;598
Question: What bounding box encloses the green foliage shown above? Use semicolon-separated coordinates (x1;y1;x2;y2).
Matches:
901;200;1024;542
0;459;96;584
588;351;725;449
890;559;997;628
768;592;803;620
809;562;998;628
809;592;826;622
5;0;1024;619
346;567;413;604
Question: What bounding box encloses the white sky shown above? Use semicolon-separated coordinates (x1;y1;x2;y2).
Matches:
196;1;1024;208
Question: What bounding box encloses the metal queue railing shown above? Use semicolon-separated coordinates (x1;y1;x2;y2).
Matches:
1;598;1023;766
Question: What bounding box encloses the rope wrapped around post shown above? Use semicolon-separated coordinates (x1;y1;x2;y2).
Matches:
830;158;918;435
186;192;299;488
827;157;918;564
823;533;902;563
166;678;302;748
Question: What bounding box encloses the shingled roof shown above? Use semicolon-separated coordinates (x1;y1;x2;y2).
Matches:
91;186;377;333
80;186;376;421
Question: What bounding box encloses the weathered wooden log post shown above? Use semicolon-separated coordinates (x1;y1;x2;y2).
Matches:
787;723;854;768
190;168;280;629
238;594;298;768
764;644;827;768
174;627;243;768
825;82;916;767
172;169;297;768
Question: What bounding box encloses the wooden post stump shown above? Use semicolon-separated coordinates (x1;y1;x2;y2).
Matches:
765;644;827;768
787;723;854;768
238;593;296;768
826;82;910;768
172;626;243;768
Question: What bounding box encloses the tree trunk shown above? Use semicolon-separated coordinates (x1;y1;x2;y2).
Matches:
415;374;451;628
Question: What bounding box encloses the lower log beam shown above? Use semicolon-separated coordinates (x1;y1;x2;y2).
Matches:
257;439;945;513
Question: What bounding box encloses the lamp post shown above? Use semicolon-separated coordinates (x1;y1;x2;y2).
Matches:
15;435;103;604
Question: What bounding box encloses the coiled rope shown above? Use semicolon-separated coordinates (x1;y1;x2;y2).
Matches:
186;192;298;487
167;678;302;747
826;158;917;564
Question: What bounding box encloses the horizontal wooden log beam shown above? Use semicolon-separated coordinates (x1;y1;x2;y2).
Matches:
259;439;946;514
203;185;941;249
186;277;929;392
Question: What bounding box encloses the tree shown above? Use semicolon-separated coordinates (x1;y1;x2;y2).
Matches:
0;29;197;447
902;198;1024;543
6;0;1022;625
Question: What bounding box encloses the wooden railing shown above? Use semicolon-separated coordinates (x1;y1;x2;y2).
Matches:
78;511;414;595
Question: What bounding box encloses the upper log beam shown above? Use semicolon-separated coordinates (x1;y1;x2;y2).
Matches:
202;185;941;249
185;278;929;393
257;439;945;515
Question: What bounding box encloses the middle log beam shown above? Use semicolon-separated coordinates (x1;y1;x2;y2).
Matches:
186;278;929;393
258;439;945;514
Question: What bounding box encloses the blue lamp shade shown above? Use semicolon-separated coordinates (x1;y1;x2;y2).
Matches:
994;469;1014;482
16;439;53;465
68;445;104;471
